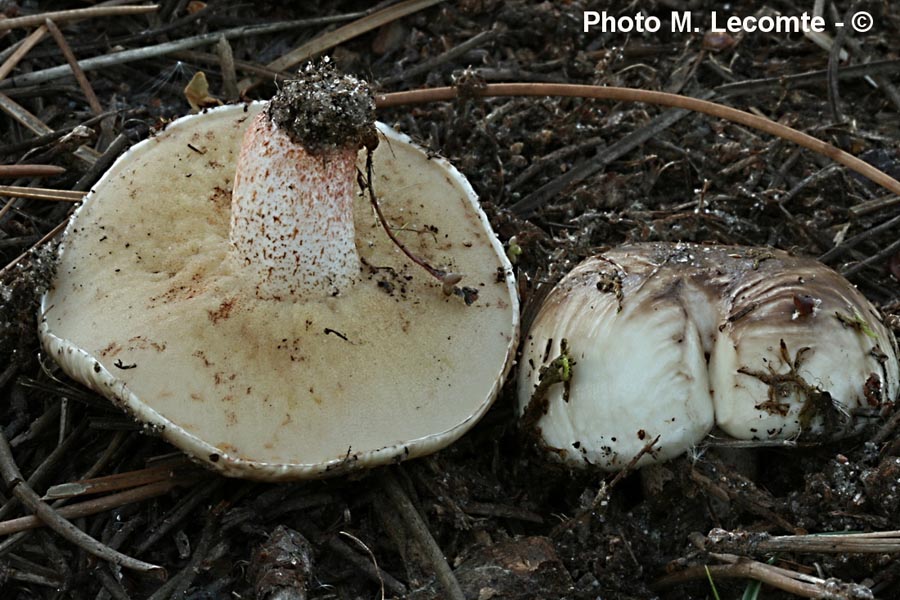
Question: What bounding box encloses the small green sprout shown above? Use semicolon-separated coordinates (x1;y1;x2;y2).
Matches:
835;308;878;341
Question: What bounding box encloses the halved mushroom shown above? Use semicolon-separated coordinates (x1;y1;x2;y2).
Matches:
518;242;899;470
40;65;519;481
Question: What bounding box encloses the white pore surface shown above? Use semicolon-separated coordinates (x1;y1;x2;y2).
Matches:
41;103;519;480
518;244;899;470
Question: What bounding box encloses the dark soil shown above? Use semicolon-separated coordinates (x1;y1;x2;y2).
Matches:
2;1;900;598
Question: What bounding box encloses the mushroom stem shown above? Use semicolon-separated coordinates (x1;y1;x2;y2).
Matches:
229;60;376;299
230;113;360;298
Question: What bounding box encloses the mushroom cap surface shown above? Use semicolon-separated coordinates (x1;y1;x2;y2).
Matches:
518;242;899;470
40;103;519;481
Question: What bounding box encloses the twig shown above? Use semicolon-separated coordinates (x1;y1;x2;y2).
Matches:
43;460;193;500
827;3;858;125
0;16;367;90
0;421;88;522
840;237;900;278
146;514;221;600
0;25;47;81
340;531;386;600
705;527;900;554
239;0;447;91
0;425;165;576
0;5;160;31
0;480;182;537
44;18;103;116
380;469;465;600
380;28;499;86
0;93;52;135
0;185;83;201
714;59;900;97
653;553;871;599
818;212;900;263
74;132;129;191
0;110;115;155
511;103;697;217
0;165;66;179
0;218;66;278
133;477;225;555
849;195;900;218
375;84;900;198
552;436;660;536
360;151;470;300
171;49;289;82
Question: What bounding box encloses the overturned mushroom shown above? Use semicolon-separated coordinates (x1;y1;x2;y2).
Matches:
40;64;519;480
518;242;899;470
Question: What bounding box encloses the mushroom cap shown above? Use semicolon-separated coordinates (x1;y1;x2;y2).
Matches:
40;103;519;481
518;242;899;470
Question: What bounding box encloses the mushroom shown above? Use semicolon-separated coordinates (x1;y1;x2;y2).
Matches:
40;63;519;481
518;242;899;470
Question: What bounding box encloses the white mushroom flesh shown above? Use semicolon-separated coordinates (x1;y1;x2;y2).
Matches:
518;243;899;470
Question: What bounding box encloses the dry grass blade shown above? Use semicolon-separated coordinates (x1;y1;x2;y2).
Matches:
0;25;47;81
238;0;446;91
0;166;66;179
376;83;900;198
0;5;159;32
0;185;83;201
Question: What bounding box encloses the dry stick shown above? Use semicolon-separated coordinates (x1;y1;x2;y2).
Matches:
0;25;48;81
841;237;900;278
0;421;88;522
0;5;159;31
0;185;83;201
376;84;900;198
133;478;224;556
44;19;103;116
850;195;900;218
297;515;407;597
819;212;900;263
171;49;290;82
380;28;499;86
0;165;66;179
0;93;52;135
44;461;193;500
146;515;219;600
0;15;367;90
706;528;900;554
0;219;66;278
340;531;386;600
380;470;465;600
511;103;698;217
826;3;857;125
0;110;115;155
0;480;180;537
652;555;868;599
0;427;165;576
239;0;447;91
